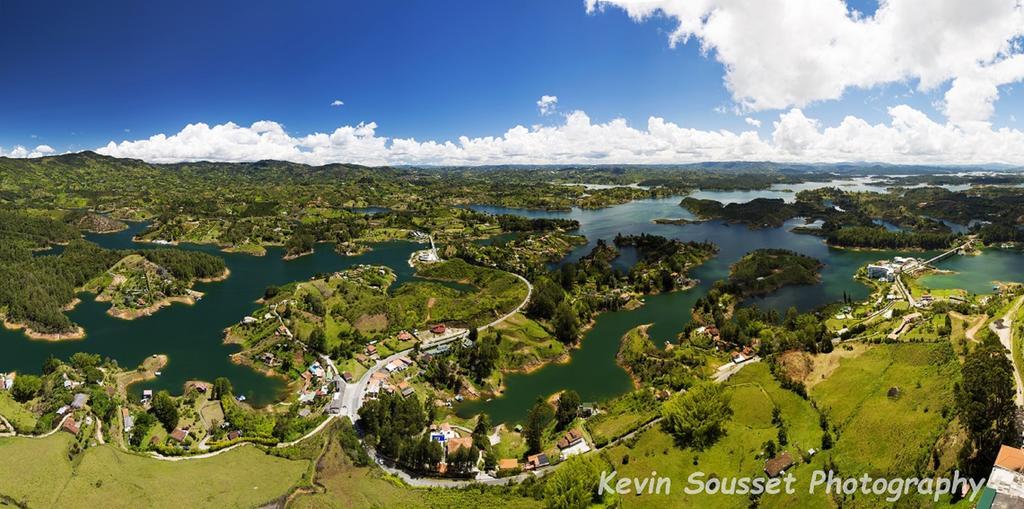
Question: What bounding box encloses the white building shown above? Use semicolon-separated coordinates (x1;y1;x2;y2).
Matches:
866;264;896;281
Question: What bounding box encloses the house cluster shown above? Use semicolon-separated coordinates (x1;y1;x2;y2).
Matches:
299;361;344;411
258;351;282;368
763;451;794;478
55;392;93;436
384;356;414;374
366;357;418;400
693;325;721;344
494;453;550;474
978;445;1024;508
556;428;591;460
427;423;478;475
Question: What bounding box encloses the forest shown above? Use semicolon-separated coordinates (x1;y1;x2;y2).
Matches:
717;248;823;297
0;210;226;334
824;226;957;250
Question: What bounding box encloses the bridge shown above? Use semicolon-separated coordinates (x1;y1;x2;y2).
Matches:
905;237;975;274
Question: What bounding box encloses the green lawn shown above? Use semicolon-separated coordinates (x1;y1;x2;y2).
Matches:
0;391;38;433
0;435;308;508
811;343;957;478
602;363;824;509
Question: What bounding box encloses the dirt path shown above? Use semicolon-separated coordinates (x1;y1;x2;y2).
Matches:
991;296;1024;407
951;311;988;343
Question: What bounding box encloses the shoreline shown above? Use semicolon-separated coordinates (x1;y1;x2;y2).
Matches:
282;249;314;261
117;354;169;400
221;245;268;257
2;318;86;341
197;267;231;283
105;292;203;321
616;323;653;390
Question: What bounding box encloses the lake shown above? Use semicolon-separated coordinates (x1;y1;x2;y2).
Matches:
3;195;1020;419
0;222;423;406
457;199;938;423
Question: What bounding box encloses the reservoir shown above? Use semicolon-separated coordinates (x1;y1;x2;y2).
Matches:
2;195;1020;418
459;197;1022;424
0;222;422;406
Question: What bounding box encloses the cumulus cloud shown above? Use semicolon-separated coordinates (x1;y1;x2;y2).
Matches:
744;117;761;128
1;144;55;158
331;99;344;107
95;107;1024;166
536;95;558;115
585;0;1024;124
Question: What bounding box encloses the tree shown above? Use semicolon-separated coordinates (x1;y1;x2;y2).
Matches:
473;414;492;450
447;444;478;475
308;327;327;354
10;374;41;402
821;430;833;450
90;388;115;421
151;390;179;432
552;300;580;345
527;277;565;320
130;412;157;447
777;424;788;446
543;454;606;509
41;355;61;375
957;336;1017;477
213;377;233;399
556;390;581;429
661;382;732;449
524;398;555;453
69;352;102;371
467;336;499;381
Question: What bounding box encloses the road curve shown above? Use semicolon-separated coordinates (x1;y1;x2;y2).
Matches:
478;272;533;332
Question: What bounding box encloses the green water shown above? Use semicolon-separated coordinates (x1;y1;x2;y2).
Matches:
457;199;937;424
0;222;422;406
4;196;1020;418
920;249;1024;294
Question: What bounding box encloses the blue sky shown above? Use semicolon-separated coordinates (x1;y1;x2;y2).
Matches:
0;1;723;150
2;0;1023;165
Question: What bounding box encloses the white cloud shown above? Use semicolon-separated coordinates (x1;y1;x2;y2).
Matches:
585;0;1024;124
537;95;558;115
1;144;55;158
331;99;345;107
94;107;1024;166
744;117;761;128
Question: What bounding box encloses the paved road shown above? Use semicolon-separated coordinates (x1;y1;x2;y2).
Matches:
992;295;1024;407
713;357;761;382
478;273;533;332
341;349;411;422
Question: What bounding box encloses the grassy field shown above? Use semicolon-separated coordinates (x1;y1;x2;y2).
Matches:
0;435;308;508
602;363;825;509
0;391;38;433
290;426;543;509
599;343;962;508
810;343;958;479
584;390;659;448
485;313;566;372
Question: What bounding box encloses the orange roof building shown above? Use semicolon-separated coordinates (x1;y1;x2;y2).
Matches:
995;445;1024;472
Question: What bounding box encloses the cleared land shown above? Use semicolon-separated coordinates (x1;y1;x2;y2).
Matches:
0;434;307;508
